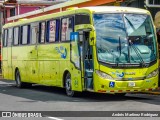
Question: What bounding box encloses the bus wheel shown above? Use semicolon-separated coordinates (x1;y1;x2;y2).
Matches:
65;72;75;97
15;70;24;88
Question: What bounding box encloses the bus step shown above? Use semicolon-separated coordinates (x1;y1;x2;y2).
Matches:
86;78;93;90
86;88;94;92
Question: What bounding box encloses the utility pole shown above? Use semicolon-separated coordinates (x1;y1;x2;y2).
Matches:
3;0;5;24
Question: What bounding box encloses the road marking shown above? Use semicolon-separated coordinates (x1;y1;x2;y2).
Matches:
48;117;64;120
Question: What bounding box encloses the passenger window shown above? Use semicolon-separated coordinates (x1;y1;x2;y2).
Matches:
21;25;30;45
61;17;74;41
8;28;13;46
3;29;8;47
47;20;56;42
75;14;90;25
13;27;19;45
39;22;46;43
31;23;38;45
46;20;59;43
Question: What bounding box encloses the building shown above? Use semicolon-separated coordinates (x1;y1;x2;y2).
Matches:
121;0;160;28
0;0;67;24
5;0;123;23
2;0;160;24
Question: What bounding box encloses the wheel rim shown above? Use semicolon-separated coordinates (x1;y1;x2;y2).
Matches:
65;73;74;96
16;71;21;87
66;78;71;91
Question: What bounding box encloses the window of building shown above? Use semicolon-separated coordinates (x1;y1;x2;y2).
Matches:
61;17;74;41
10;8;16;17
3;10;7;19
39;22;46;43
75;14;90;25
13;27;19;45
21;25;30;45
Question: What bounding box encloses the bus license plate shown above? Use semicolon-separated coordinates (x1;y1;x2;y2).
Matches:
128;82;135;87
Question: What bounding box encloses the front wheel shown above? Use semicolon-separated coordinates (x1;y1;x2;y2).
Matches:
65;73;75;97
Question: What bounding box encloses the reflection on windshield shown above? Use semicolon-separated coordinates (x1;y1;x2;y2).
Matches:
94;13;156;64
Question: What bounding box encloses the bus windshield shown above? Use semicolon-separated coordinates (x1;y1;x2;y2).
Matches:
94;13;157;65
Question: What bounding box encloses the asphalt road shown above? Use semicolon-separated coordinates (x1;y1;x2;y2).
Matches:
0;79;160;120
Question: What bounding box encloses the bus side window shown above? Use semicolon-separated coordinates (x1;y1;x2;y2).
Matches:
39;22;46;43
3;29;8;47
46;20;57;43
31;23;39;45
61;17;74;42
21;25;30;45
8;28;13;47
75;14;90;25
13;27;19;46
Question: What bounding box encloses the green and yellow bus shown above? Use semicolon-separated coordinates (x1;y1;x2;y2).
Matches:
2;6;159;96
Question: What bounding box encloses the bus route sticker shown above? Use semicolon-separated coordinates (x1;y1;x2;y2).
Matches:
55;46;67;59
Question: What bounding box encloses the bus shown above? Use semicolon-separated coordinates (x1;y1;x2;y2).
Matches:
2;6;159;96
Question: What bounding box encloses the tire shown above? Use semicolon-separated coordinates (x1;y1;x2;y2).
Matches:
15;70;32;88
15;70;23;88
65;72;75;97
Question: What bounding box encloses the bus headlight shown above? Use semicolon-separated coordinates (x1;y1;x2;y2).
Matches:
146;69;158;79
96;70;113;80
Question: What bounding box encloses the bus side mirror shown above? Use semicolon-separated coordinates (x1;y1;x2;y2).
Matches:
89;31;95;46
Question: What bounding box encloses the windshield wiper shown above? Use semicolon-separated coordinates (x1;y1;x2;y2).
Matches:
129;40;146;67
124;16;136;31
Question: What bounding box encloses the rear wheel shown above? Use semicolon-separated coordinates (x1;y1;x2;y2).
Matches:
15;70;31;88
15;70;23;88
65;72;75;97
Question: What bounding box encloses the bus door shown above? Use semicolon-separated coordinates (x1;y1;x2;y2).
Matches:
80;31;94;90
28;22;39;83
70;32;83;91
70;31;93;90
7;28;13;79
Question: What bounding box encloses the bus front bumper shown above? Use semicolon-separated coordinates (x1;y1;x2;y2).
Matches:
93;74;158;94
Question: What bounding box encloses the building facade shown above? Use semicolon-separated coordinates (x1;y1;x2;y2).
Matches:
121;0;160;21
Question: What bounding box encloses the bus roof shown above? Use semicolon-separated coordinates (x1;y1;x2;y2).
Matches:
85;6;149;14
3;6;150;28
